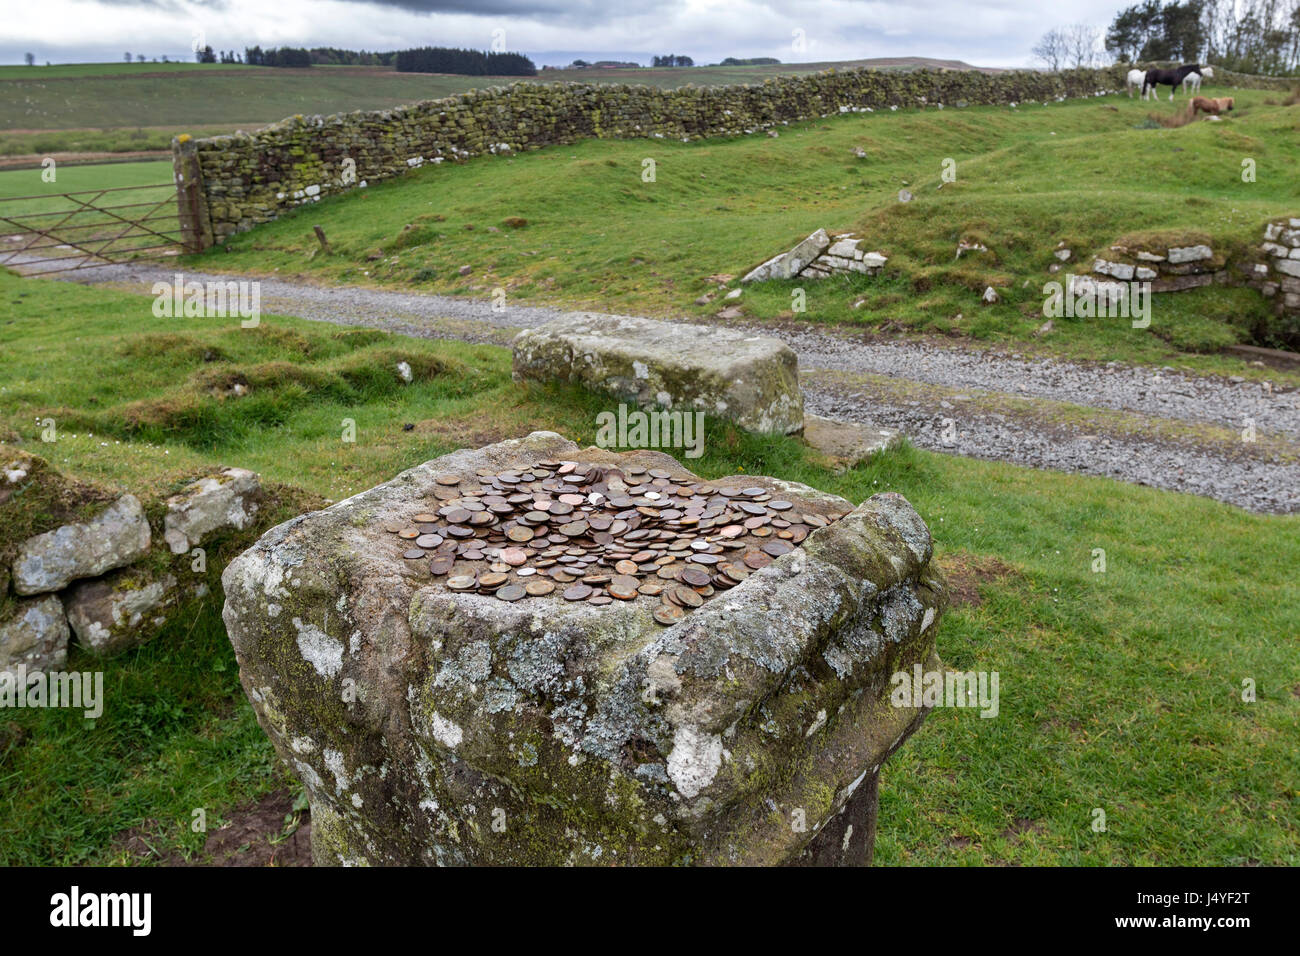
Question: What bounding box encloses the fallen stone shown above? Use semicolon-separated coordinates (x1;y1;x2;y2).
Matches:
0;595;70;676
778;228;831;279
982;286;1000;304
163;468;262;555
221;432;946;866
1167;244;1213;264
1094;258;1136;281
12;495;151;596
512;313;803;434
63;568;180;657
802;414;903;470
1274;258;1300;279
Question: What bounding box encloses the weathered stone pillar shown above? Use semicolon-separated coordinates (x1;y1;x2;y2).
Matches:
222;432;945;865
172;137;214;254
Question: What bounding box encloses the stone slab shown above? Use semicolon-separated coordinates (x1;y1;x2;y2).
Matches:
512;313;803;434
802;414;903;470
0;595;70;676
12;495;151;596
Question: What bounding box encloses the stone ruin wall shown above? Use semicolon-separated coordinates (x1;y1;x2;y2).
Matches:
179;66;1148;246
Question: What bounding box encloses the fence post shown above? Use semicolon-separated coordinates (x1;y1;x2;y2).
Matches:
172;136;214;254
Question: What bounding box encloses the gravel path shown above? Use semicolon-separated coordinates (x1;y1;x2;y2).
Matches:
34;260;1300;513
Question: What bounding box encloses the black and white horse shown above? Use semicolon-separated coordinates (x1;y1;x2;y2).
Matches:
1142;64;1204;102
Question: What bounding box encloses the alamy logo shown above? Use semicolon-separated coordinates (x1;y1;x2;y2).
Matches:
890;664;1000;718
595;404;705;459
49;886;151;936
152;274;260;327
0;665;103;720
1042;278;1151;329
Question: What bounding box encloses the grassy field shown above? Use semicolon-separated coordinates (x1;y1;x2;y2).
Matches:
0;59;969;137
0;268;1296;866
0;124;258;160
192;86;1300;372
0;160;172;208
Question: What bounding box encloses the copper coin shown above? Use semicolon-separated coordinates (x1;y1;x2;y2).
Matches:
479;572;509;588
680;568;711;588
497;584;526;602
763;540;794;557
398;528;420;540
654;605;685;625
506;526;534;542
501;547;528;566
588;595;613;606
672;585;703;608
415;533;443;549
614;560;639;576
429;557;454;576
384;522;404;534
412;512;439;523
436;473;461;486
743;551;771;570
608;575;640;599
447;575;477;590
638;582;666;596
525;579;555;596
402;548;425;560
563;584;593;601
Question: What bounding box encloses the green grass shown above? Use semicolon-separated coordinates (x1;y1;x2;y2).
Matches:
0;270;1296;865
196;86;1300;371
0;160;172;205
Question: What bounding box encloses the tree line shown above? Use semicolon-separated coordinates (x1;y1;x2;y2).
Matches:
1033;0;1300;74
393;47;537;75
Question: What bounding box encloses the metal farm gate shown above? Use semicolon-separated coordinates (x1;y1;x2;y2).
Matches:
0;178;188;276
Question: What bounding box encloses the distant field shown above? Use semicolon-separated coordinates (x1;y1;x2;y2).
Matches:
0;62;249;79
0;57;993;135
0;160;171;213
0;124;265;159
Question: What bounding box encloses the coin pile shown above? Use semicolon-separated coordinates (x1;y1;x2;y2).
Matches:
382;460;849;625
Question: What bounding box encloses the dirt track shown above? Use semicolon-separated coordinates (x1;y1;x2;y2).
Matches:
28;259;1300;513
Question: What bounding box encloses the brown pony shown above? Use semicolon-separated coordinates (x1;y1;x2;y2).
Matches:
1191;96;1234;115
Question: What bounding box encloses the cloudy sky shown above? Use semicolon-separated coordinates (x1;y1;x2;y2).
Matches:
3;0;1128;68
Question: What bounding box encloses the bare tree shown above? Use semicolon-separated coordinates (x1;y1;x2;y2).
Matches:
1033;29;1067;70
1063;24;1104;67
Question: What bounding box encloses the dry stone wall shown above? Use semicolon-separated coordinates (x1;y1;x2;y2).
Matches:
182;66;1141;244
0;457;266;676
